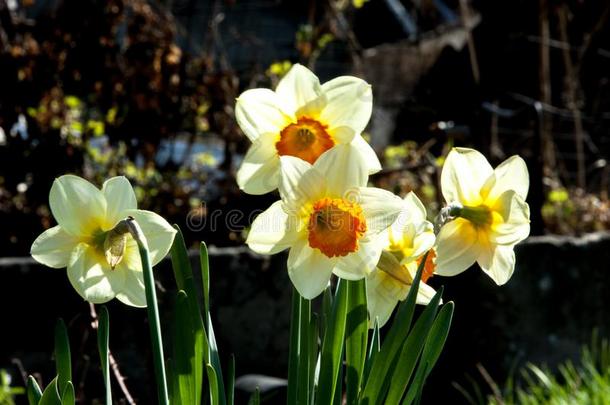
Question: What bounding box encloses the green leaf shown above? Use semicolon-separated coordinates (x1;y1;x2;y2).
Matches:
61;382;75;405
297;297;312;405
308;313;320;397
27;376;43;405
39;377;61;405
227;354;235;405
316;279;348;405
170;226;205;405
384;287;444;404
247;388;260;405
402;301;454;405
200;242;226;405
360;255;426;404
54;319;71;396
206;364;220;405
346;279;368;404
172;290;199;405
363;320;380;385
97;306;111;405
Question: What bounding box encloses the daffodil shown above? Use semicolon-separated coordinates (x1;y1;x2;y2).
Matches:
435;148;530;285
235;63;381;195
31;175;176;307
366;192;438;327
246;146;402;299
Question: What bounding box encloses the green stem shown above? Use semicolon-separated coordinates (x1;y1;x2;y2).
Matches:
126;218;169;405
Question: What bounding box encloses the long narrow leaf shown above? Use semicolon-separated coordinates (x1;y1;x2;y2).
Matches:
346;279;368;404
362;320;380;384
97;306;111;405
384;287;444;404
27;376;43;405
248;388;260;405
402;302;454;405
297;297;312;405
316;279;348;405
172;290;198;405
54;319;71;396
227;354;235;405
360;255;427;403
61;382;75;405
287;289;300;405
39;377;61;405
206;364;220;405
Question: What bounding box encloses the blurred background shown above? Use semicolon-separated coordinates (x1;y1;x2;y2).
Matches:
0;0;609;403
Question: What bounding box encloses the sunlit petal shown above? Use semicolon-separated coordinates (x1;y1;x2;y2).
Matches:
236;89;293;142
102;176;138;226
320;76;373;133
441;148;493;205
477;244;516;285
124;209;177;266
247;201;300;254
30;226;79;268
435;218;480;277
287;240;335;299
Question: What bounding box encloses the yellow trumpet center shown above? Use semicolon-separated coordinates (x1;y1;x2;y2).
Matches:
307;198;367;258
276;117;335;164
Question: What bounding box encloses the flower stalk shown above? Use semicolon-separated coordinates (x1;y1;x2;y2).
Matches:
125;217;170;405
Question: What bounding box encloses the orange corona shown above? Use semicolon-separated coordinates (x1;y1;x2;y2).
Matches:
416;249;436;283
307;198;367;257
276;117;334;164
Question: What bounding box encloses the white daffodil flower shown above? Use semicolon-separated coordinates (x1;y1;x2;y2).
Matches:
31;175;176;307
366;192;437;327
235;63;381;195
435;147;530;285
246;145;402;299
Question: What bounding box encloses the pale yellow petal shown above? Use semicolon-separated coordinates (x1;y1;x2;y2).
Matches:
435;218;480;277
320;76;372;133
49;175;107;236
477;244;516;285
366;270;404;328
102;176;138;226
357;187;404;234
246;201;300;254
414;282;438;305
124;209;177;265
441;148;493;205
314;144;368;197
30;226;79;268
115;243;146;307
275;64;324;116
279;156;325;212
333;238;382;280
482;155;529;204
410;228;436;259
67;243;124;304
237;134;281;195
287;240;335;299
351;134;382;174
489;191;531;246
235;88;292;142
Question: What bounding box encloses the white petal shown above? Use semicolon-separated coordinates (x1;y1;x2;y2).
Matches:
414;282;438;305
351;134;381;174
275;64;324;116
489;191;531;246
102;176;137;226
49;175;107;236
279;156;325;211
115;243;146;307
237;134;281;195
477;244;516;285
357;187;404;234
434;218;481;277
287;240;335;299
403;192;428;226
246;201;299;254
235;89;292;142
483;155;529;203
410;228;436;259
441;148;493;205
30;226;79;268
124;209;177;265
314;144;368;196
67;243;124;304
320;76;373;133
366;270;404;328
333;238;382;280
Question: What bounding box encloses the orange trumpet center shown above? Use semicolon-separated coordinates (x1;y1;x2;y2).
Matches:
416;249;436;283
307;198;367;258
276;117;334;164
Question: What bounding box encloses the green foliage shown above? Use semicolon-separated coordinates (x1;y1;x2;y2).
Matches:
0;370;24;405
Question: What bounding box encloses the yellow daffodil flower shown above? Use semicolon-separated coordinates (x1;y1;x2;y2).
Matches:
31;175;176;307
435;147;530;285
366;192;438;327
235;63;381;195
246;146;402;299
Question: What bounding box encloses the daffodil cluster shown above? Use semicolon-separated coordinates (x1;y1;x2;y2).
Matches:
239;64;531;326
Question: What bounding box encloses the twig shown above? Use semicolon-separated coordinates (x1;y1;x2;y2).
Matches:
476;363;503;404
460;0;480;84
89;304;137;405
